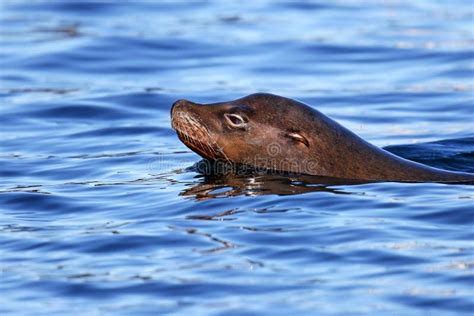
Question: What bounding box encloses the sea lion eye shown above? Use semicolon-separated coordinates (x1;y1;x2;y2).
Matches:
224;113;247;128
287;132;309;147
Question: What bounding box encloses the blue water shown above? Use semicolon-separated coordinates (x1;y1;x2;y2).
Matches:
1;1;473;315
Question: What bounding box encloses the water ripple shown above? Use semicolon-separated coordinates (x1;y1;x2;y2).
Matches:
1;1;473;315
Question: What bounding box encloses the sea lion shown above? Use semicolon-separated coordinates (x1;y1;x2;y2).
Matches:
170;93;474;182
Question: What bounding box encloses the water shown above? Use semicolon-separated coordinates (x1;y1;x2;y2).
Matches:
1;1;473;315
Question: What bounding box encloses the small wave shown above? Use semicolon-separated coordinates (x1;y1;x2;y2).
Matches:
385;137;474;173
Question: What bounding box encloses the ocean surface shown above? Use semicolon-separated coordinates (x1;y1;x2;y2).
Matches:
1;1;473;315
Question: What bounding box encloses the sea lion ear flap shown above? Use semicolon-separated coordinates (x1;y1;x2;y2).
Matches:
287;131;310;147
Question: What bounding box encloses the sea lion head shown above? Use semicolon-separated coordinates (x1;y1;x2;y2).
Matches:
171;93;474;182
171;93;319;174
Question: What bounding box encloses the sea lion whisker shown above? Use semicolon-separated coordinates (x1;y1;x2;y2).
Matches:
173;111;225;160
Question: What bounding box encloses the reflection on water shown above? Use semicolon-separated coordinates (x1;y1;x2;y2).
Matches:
182;172;352;199
178;160;360;199
1;1;474;316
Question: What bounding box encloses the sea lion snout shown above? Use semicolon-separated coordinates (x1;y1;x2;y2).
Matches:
171;99;194;115
171;99;195;130
171;98;229;161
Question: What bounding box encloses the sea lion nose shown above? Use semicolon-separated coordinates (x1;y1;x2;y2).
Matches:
172;99;189;109
171;99;192;116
